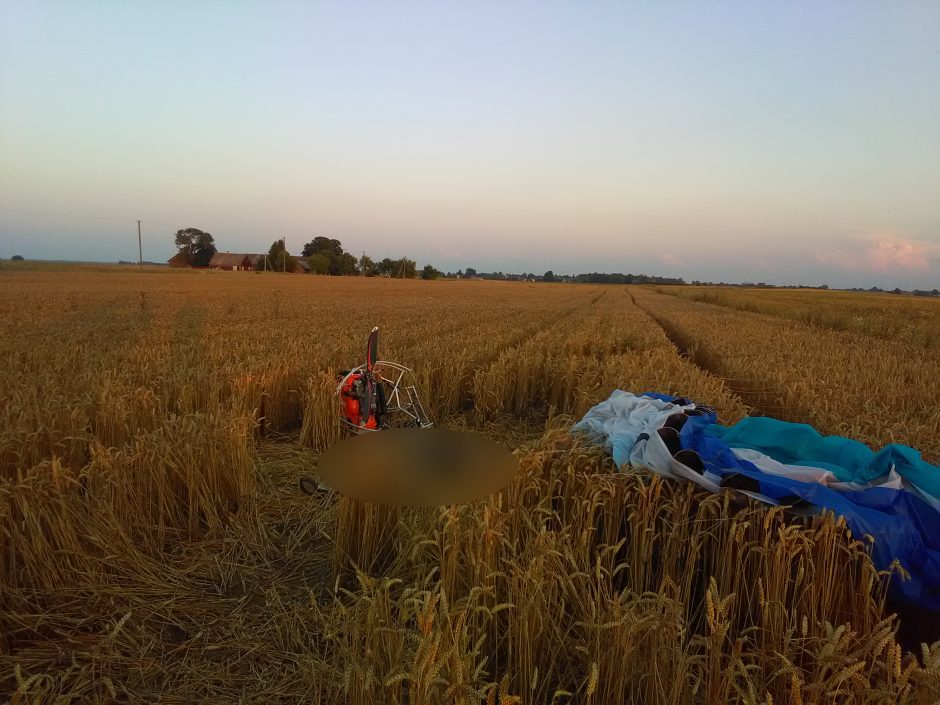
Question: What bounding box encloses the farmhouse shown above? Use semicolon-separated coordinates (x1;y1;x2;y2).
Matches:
168;251;310;273
208;253;263;271
167;252;190;268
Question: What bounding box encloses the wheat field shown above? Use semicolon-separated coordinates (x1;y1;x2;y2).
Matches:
1;268;938;703
660;286;940;350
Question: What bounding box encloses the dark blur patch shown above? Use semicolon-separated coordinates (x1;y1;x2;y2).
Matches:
317;428;520;506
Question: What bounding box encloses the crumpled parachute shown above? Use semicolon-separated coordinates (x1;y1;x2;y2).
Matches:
572;391;940;610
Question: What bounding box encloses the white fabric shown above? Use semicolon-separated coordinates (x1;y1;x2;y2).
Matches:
629;430;724;493
829;467;904;493
572;391;693;467
730;448;838;485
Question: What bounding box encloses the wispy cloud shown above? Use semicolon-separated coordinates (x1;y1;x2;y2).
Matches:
659;253;681;267
435;244;464;260
815;233;938;273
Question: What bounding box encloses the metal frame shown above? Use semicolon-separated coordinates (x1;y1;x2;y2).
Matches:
336;360;432;434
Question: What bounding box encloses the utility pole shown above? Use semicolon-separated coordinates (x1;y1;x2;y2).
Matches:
137;220;142;268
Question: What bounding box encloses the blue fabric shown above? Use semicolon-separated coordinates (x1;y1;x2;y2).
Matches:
588;391;940;610
705;417;940;496
678;413;940;609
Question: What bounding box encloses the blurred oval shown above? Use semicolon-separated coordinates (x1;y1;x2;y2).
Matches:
317;428;519;506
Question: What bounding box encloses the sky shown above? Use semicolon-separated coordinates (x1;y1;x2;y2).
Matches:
1;1;938;289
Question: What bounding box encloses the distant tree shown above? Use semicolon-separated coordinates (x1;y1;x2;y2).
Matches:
464;267;477;277
394;258;417;278
543;270;555;282
11;254;24;261
373;257;415;278
302;237;344;259
421;264;442;280
174;228;216;267
334;252;359;276
257;239;295;272
359;254;378;276
306;253;330;274
300;237;361;275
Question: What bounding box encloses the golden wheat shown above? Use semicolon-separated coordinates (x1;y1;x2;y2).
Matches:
1;268;937;703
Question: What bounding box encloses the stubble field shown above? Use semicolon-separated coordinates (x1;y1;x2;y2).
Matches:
1;268;938;703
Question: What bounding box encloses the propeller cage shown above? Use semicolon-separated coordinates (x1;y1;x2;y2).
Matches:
336;361;432;434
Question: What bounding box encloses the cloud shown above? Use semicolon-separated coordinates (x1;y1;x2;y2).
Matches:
659;252;681;267
435;243;464;260
866;239;935;271
815;234;938;273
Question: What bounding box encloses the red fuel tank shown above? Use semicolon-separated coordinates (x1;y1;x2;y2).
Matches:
340;373;377;429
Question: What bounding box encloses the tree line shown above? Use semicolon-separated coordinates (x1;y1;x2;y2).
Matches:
173;228;796;288
295;236;443;279
171;229;444;278
444;269;687;285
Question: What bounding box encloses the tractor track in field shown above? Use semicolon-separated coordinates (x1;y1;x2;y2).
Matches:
631;291;816;424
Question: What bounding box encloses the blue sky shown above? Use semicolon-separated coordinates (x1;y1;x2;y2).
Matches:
1;1;938;288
